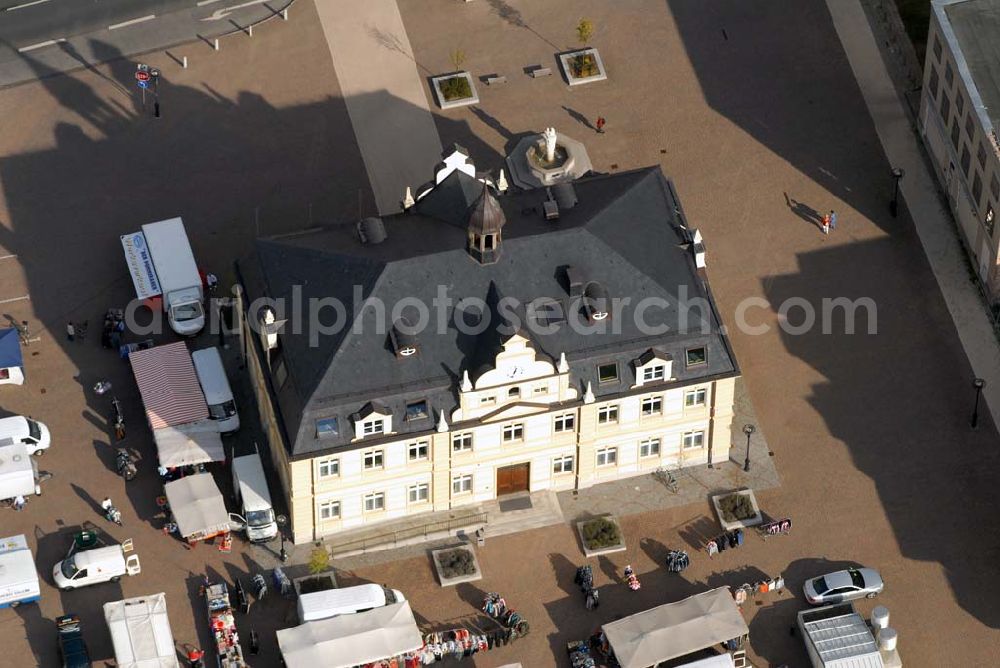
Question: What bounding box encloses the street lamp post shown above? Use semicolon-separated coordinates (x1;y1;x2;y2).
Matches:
276;514;288;562
971;378;986;429
890;167;905;218
742;424;755;472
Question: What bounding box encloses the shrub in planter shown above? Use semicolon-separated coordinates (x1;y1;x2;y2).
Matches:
581;517;621;549
570;53;599;79
298;574;335;594
308;546;330;575
437;548;477;579
439;76;473;102
718;493;757;523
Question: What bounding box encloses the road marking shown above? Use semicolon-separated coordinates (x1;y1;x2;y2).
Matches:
0;295;29;304
0;254;16;261
17;38;65;53
109;14;156;30
200;0;270;21
196;0;223;5
5;0;51;11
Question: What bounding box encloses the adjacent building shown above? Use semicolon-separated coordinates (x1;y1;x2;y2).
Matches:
919;0;1000;299
237;147;740;544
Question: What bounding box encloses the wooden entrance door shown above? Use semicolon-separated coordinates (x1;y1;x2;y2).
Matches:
496;463;530;496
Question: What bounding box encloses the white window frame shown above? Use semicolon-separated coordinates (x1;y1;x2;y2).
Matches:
408;483;429;504
317;458;340;478
502;423;525;442
452;432;473;452
553;413;576;433
642;365;665;382
452;474;473;495
639;438;661;458
684;388;707;408
597;404;619;425
553;455;574;474
362;419;385;437
533;383;549;395
363;492;385;513
362;449;384;470
317;499;341;520
641;396;663;416
682;430;706;450
480;395;496;406
407;441;429;461
596;447;618;467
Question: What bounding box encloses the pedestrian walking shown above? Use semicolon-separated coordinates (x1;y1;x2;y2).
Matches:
821;212;831;235
595;116;606;134
829;210;838;231
66;322;75;342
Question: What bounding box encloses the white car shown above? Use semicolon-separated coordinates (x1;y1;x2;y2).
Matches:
0;416;51;456
804;567;884;605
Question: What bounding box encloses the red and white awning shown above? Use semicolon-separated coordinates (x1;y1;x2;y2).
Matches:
129;342;208;429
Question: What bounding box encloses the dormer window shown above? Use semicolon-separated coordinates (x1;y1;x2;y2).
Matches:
642;365;665;382
362;420;385;436
508;387;520;398
353;402;392;439
405;400;429;421
390;317;419;358
634;349;673;387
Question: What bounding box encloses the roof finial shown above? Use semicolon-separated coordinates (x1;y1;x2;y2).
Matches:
497;168;509;194
558;352;569;373
583;381;595;404
437;411;449;433
403;186;415;210
461;370;473;392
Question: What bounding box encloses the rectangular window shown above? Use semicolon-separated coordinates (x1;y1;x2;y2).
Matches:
363;450;384;470
945;62;954;88
363;492;385;512
316;418;339;438
682;430;706;450
408;441;429;461
317;458;340;478
480;395;496;406
979;142;988;169
956;92;965;118
973;172;984;207
408;483;429;504
597;405;619;425
642;365;665;382
502;423;524;442
554;413;576;433
928;67;939;100
533;383;549;395
639;438;661;458
452;474;473;494
961;145;972;178
405;400;428;421
641;396;663;416
992;174;1000;201
552;455;574;474
318;499;341;520
362;419;385;437
940;93;951;124
596;447;618;467
933;34;942;62
452;432;473;452
685;347;707;366
598;362;619;383
685;388;708;407
951;118;960;150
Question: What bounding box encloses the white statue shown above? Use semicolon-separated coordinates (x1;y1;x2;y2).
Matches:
543;127;557;163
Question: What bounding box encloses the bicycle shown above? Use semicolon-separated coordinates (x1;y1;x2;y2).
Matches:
653;467;679;493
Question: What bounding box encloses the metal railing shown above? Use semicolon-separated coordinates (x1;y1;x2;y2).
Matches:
329;511;488;556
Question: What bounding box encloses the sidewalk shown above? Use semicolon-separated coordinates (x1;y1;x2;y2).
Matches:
825;1;1000;431
313;0;442;215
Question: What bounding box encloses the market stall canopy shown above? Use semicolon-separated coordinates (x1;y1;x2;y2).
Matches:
0;328;24;385
103;593;179;668
277;601;423;668
164;473;230;539
129;342;208;429
602;587;748;668
153;420;223;468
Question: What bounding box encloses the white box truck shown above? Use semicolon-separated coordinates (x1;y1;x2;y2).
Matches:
297;584;406;623
104;593;180;668
0;534;40;609
123;218;205;336
192;347;239;433
231;452;277;542
0;441;43;498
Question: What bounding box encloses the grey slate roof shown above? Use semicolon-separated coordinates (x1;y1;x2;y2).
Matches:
943;0;1000;130
238;166;738;459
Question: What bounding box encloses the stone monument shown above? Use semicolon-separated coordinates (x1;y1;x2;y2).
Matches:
505;126;593;190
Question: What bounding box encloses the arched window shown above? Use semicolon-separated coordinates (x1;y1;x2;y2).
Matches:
508;386;520;398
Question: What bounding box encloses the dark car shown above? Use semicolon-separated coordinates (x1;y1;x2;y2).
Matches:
56;614;91;668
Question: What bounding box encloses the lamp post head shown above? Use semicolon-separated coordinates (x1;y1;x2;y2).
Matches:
974;378;986;390
743;424;755;436
892;167;905;179
276;514;288;527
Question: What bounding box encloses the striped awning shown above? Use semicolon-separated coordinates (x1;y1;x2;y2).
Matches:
129;342;208;429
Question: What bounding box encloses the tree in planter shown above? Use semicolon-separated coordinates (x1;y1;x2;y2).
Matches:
449;48;466;72
438;47;473;102
308;546;330;575
571;19;598;79
576;18;594;46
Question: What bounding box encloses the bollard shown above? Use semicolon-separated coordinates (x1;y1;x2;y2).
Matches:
247;24;253;37
282;8;288;20
182;56;188;69
213;38;219;51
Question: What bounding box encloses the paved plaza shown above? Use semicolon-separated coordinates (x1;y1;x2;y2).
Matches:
0;0;998;666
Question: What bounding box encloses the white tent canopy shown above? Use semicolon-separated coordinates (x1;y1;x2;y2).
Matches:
602;588;748;668
153;420;223;468
103;593;179;668
277;601;423;668
163;473;231;539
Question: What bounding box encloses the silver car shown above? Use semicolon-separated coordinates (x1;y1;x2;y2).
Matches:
803;567;884;605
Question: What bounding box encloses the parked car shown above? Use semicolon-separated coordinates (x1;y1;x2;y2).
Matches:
803;567;884;605
0;416;50;456
57;614;91;668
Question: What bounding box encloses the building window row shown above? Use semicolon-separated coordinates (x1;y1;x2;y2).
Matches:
408;441;429;461
554;413;576;433
598;404;619;425
552;455;574;474
502;422;525;442
452;474;473;494
641;396;663;416
363;450;384;470
453;432;473;452
685;388;707;407
639;437;661;458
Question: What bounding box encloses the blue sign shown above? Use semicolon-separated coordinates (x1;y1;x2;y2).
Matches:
137;80;149;89
121;232;162;299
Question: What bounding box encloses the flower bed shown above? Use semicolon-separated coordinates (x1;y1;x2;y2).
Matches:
576;515;626;557
711;489;763;531
431;72;480;109
558;48;607;86
431;545;483;586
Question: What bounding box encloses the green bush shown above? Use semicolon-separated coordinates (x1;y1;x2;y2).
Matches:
570;54;599;79
308;546;330;575
439;76;472;101
718;493;757;522
581;518;621;549
437;548;477;578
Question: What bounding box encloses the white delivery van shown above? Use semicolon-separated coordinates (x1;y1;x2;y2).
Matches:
231;452;277;542
54;544;141;590
192;347;239;432
0;415;51;456
141;218;205;336
0;442;43;498
0;534;40;609
297;583;406;623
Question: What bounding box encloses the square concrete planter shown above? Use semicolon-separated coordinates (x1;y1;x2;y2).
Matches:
431;72;479;109
711;489;763;531
431;545;483;586
558;48;608;86
576;515;626;558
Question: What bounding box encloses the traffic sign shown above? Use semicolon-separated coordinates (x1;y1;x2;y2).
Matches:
137;79;149;89
135;70;151;82
149;68;160;78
